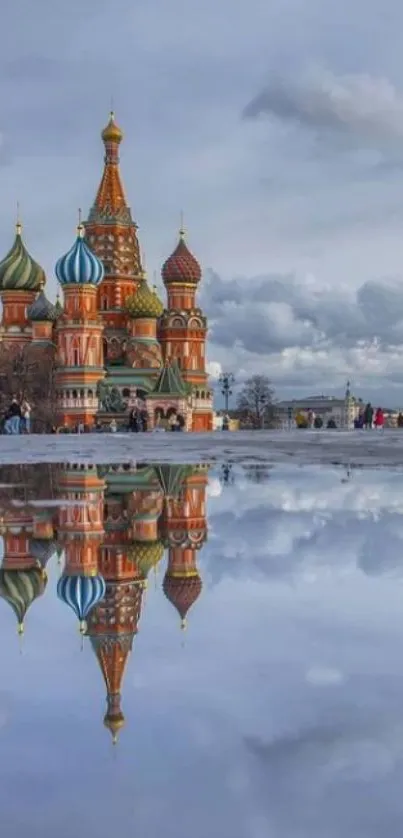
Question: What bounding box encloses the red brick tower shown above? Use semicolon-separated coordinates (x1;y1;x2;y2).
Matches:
160;466;208;629
84;112;143;363
56;465;105;577
55;220;105;428
159;226;213;431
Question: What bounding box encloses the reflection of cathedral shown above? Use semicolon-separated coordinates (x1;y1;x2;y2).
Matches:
0;462;208;742
0;113;213;431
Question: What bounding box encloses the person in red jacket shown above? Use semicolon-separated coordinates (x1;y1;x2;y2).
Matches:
374;407;384;428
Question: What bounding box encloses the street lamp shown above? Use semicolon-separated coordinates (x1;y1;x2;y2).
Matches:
219;372;235;413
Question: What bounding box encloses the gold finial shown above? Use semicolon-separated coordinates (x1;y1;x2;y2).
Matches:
179;210;185;239
77;208;84;238
16;201;22;236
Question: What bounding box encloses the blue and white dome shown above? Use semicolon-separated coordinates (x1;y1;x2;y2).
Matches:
57;573;106;633
55;223;104;287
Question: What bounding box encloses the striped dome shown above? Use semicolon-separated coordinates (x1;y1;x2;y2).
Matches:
55;224;104;287
0;223;45;292
163;572;202;627
125;272;164;319
0;567;47;633
162;228;201;286
57;573;106;632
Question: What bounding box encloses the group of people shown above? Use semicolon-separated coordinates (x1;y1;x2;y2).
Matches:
1;397;32;435
354;404;384;429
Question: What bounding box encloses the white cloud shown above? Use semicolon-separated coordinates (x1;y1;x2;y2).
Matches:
306;667;345;687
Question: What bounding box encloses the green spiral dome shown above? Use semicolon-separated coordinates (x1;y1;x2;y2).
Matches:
125;272;164;319
0;567;47;631
0;224;46;292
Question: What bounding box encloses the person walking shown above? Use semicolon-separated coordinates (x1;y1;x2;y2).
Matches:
363;402;374;429
21;398;32;433
4;397;22;434
374;407;384;429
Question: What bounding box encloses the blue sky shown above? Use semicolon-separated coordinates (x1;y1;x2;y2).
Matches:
3;0;403;402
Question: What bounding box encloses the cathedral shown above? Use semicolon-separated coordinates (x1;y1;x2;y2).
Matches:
0;113;213;431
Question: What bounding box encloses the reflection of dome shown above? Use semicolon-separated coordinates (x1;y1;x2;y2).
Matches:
163;573;202;628
162;228;201;286
57;574;106;632
125;272;164;319
0;567;47;633
0;223;45;291
30;538;58;567
128;540;164;577
56;224;104;287
101;111;123;144
103;692;125;744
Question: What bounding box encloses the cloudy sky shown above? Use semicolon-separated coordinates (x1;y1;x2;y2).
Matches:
2;0;403;403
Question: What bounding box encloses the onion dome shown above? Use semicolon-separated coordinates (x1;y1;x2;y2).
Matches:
162;227;201;286
27;288;58;322
0;567;47;635
163;572;202;630
55;221;104;287
30;537;58;568
128;540;164;578
101;111;123;144
57;574;106;633
0;222;45;292
125;270;164;319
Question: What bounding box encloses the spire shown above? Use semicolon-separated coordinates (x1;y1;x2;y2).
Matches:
179;210;185;240
88;112;128;221
77;208;84;238
16;202;22;237
85;113;142;281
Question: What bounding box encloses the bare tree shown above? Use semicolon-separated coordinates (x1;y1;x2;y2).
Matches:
0;344;56;430
236;374;276;428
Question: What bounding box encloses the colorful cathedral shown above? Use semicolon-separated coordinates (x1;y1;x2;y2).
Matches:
0;113;213;432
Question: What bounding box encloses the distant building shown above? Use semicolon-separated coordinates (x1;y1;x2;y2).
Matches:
276;384;362;429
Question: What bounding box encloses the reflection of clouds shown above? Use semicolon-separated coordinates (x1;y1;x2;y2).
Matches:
206;466;403;583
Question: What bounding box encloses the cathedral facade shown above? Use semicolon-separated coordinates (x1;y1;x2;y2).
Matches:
0;114;213;431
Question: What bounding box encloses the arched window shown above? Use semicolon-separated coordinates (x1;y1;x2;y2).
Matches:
122;388;130;398
88;389;93;399
72;389;78;399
